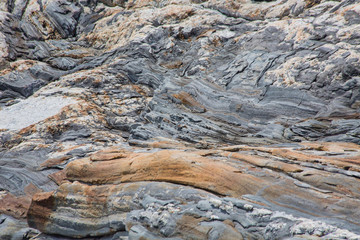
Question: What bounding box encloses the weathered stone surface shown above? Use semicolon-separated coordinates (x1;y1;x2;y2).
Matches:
27;177;360;239
0;95;77;130
28;181;215;238
27;143;360;238
65;149;265;196
1;0;359;144
0;183;41;219
1;0;360;239
0;215;40;240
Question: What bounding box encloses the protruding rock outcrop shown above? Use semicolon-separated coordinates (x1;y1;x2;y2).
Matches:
27;142;360;238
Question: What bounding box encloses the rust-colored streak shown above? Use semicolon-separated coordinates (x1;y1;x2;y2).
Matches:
172;91;206;112
65;150;264;197
27;191;55;231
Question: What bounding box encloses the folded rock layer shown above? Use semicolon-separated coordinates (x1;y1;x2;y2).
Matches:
65;149;265;196
27;143;360;238
0;0;360;239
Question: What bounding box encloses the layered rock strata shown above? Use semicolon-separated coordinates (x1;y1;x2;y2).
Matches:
27;143;360;239
0;0;360;239
0;0;359;145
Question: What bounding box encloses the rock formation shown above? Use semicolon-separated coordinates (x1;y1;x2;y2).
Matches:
0;0;360;239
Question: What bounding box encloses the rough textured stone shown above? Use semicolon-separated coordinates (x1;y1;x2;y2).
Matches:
1;0;360;239
27;143;360;238
0;215;40;240
28;181;216;238
65;149;265;196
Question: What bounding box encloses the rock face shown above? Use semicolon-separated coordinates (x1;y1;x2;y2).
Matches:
0;0;360;239
27;143;360;239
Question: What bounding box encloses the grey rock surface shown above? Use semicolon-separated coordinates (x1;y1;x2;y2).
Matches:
0;0;360;239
